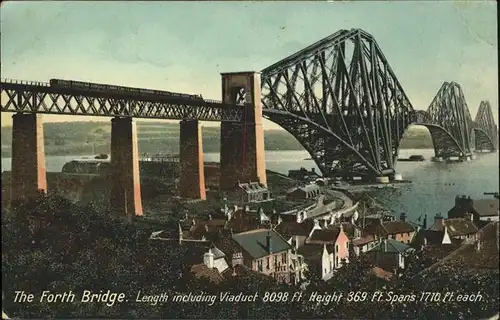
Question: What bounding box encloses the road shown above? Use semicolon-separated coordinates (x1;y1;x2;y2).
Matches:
306;189;357;219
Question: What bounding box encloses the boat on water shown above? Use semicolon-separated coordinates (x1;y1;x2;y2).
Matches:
399;155;425;162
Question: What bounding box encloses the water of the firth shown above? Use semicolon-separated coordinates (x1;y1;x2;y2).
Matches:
1;149;498;223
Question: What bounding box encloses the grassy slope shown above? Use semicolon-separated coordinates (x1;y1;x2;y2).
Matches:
1;122;432;157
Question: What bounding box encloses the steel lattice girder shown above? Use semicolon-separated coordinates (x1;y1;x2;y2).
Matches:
263;111;372;177
474;101;497;150
261;28;414;177
427;82;474;156
473;128;496;151
0;82;244;122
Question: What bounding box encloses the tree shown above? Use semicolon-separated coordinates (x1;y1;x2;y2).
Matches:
2;196;184;318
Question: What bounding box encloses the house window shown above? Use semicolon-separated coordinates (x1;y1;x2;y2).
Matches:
335;245;338;253
274;255;278;268
257;260;263;272
266;257;270;270
345;242;348;249
281;252;287;264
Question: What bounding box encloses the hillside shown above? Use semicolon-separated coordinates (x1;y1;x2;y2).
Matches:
0;121;432;157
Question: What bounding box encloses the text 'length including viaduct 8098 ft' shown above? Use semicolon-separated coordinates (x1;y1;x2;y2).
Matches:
0;28;497;216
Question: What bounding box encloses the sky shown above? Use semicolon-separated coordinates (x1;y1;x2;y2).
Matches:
1;1;498;129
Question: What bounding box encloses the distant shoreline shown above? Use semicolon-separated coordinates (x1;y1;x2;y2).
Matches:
1;146;432;158
1;121;434;157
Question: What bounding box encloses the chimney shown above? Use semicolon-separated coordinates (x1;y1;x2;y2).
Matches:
466;196;473;209
311;168;315;173
208;214;213;220
434;213;443;225
400;212;407;222
204;249;214;269
244;205;250;212
266;231;273;254
355;227;361;239
422;214;427;229
233;204;238;212
277;216;283;225
323;220;328;228
476;239;482;251
384;239;388;252
296;212;303;223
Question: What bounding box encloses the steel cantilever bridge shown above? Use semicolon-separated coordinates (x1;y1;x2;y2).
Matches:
1;28;497;179
260;29;497;178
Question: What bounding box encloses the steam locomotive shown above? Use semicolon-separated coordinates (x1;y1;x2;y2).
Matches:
49;79;204;100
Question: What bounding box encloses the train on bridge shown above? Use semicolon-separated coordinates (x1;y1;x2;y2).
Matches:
49;79;204;100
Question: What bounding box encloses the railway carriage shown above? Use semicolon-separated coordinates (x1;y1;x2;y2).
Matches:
49;79;203;100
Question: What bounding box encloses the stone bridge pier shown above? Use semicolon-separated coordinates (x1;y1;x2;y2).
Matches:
10;113;47;203
179;119;206;200
8;113;144;218
109;117;143;216
219;71;267;190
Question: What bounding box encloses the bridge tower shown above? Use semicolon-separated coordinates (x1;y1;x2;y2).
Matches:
10;113;47;203
220;72;267;190
110;117;143;217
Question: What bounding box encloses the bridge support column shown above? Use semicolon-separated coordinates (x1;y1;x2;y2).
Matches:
375;176;390;184
10;113;47;203
219;72;267;190
392;173;403;181
110;117;143;217
459;155;471;162
179;119;206;200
